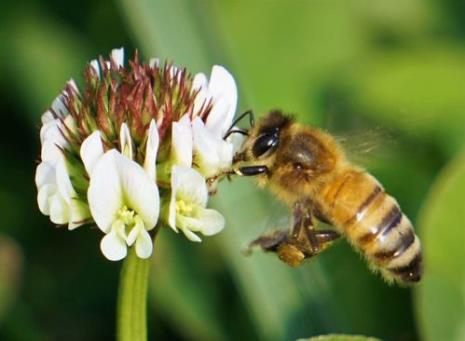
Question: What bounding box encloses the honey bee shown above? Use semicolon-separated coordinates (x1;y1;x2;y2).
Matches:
223;110;422;284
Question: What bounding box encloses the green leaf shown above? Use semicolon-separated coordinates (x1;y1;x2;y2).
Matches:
298;335;381;341
415;149;465;341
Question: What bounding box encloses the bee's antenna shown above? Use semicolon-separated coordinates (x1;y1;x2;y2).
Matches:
223;110;255;140
223;128;249;140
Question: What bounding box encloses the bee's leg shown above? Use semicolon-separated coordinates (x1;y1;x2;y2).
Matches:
247;199;340;267
234;165;269;176
206;165;268;186
286;200;340;259
249;200;314;266
245;230;288;254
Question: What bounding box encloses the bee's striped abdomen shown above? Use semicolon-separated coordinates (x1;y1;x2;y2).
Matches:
319;169;422;284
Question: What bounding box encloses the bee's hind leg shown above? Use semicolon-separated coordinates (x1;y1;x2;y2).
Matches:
247;200;340;267
246;230;288;254
276;200;341;265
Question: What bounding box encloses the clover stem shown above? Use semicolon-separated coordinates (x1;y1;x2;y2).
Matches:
116;246;151;341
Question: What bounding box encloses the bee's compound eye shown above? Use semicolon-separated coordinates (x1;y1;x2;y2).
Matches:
252;131;279;157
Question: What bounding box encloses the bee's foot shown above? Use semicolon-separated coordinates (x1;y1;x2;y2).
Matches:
244;230;289;255
277;243;305;267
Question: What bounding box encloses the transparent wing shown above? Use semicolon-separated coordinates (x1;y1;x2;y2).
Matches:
333;126;398;169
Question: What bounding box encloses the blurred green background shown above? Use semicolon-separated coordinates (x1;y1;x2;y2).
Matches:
1;0;465;340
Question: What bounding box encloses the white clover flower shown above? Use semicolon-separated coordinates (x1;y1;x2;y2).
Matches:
83;122;160;261
192;117;233;179
36;48;238;260
188;66;239;179
35;92;90;229
168;166;225;242
158;114;194;184
35;159;90;229
88;150;159;260
192;65;237;137
39;94;74;163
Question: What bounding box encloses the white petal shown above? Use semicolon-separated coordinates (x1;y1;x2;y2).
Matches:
169;65;180;80
51;94;67;117
100;230;127;261
126;226;139;246
39;116;75;163
144;120;159;181
208;66;236;100
39;120;54;144
40;119;67;147
217;140;234;166
37;183;56;215
149;58;159;68
119;123;133;159
193;72;207;91
88;150;160;232
227;128;246;154
68;200;90;230
67;79;79;93
49;194;69;224
55;159;76;204
176;208;224;236
135;229;153;259
168;188;178;232
80;131;104;175
195;208;225;236
41;111;54;124
192;118;233;178
88;150;124;232
90;59;100;77
192;117;219;168
41;140;64;164
205;65;237;135
205;97;231;138
114;153;159;229
35;162;55;188
126;217;144;246
171;115;193;168
192;73;208;116
171;166;208;207
180;227;202;242
111;48;124;68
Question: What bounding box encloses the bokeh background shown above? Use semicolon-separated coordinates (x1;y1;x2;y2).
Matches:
1;0;465;340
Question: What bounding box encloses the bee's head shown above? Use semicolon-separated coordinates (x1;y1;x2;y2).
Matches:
234;110;292;164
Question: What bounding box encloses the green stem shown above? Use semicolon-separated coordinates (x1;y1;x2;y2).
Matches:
116;247;151;341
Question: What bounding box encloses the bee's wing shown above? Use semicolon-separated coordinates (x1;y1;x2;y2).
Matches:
334;127;397;168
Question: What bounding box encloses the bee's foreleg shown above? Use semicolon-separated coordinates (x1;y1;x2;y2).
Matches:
234;165;269;176
206;165;268;188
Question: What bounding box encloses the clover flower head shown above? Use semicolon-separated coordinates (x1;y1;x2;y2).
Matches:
35;48;239;260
